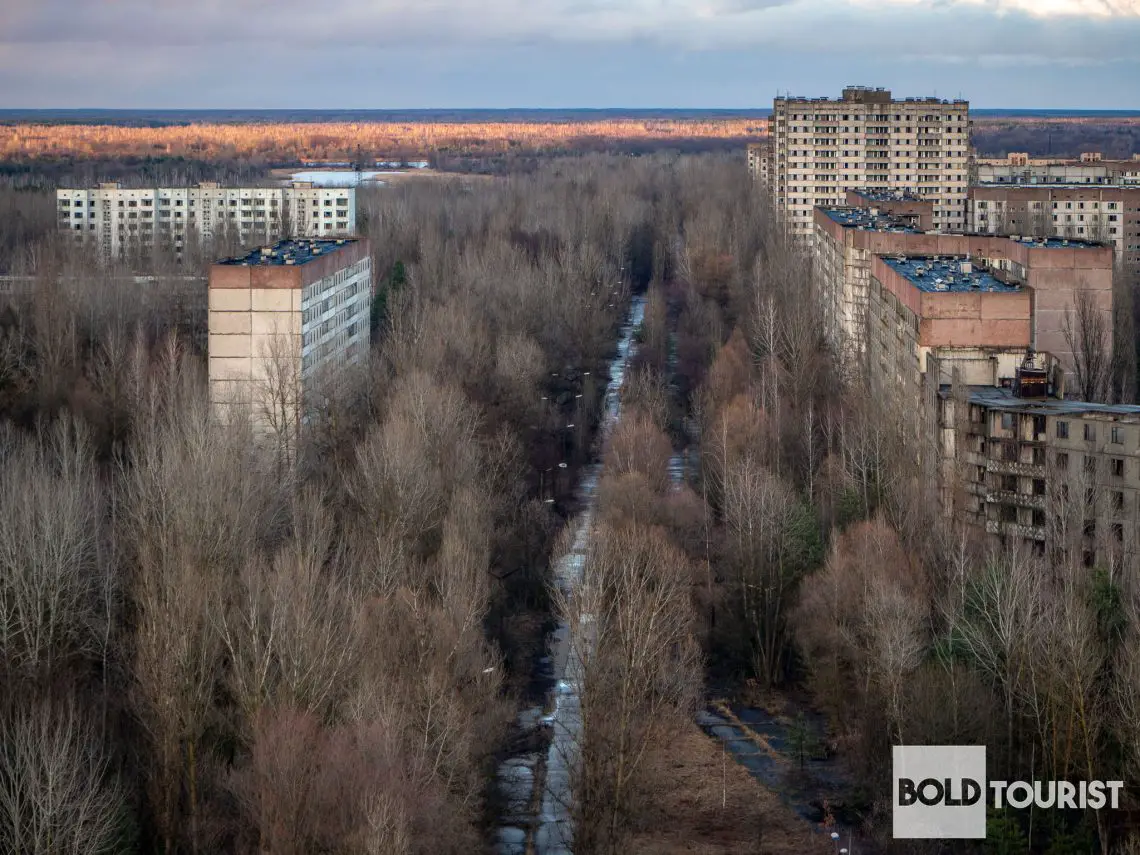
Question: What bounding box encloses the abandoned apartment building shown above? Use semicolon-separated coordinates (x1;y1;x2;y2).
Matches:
813;192;1140;567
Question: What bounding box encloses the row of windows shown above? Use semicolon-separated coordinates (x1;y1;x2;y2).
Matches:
302;302;367;348
977;200;1122;211
1054;420;1129;444
301;323;366;374
301;281;367;327
301;260;369;305
987;412;1133;446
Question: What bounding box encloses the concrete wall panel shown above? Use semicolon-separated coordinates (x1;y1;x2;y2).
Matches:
208;334;251;358
208;288;251;311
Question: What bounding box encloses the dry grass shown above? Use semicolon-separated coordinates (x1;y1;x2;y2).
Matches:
626;725;833;855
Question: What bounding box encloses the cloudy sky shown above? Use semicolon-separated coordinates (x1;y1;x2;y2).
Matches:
1;0;1139;109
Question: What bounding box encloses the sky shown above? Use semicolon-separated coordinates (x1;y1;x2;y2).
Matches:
1;0;1140;109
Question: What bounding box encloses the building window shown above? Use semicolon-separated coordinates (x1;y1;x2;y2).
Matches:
1033;479;1046;496
1001;412;1014;430
1056;421;1069;439
1084;456;1097;474
1113;491;1125;510
1112;458;1125;477
1000;505;1017;524
1032;509;1046;527
1112;426;1124;444
1085;424;1096;442
1002;442;1018;462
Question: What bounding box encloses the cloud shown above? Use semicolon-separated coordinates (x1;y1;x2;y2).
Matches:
1;0;1137;55
867;0;1140;16
1;0;1139;106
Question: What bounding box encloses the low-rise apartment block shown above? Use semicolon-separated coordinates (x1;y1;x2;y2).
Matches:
57;182;356;262
208;238;371;438
768;86;969;239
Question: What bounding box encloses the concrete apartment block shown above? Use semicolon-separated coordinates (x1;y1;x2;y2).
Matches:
974;153;1140;187
57;182;357;264
968;184;1140;285
766;87;970;240
208;238;371;438
938;384;1140;571
813;205;1114;383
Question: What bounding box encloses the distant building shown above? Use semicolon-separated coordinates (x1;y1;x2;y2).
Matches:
974;152;1140;187
967;184;1140;283
207;238;371;441
56;182;356;263
766;87;970;239
746;141;773;191
814;203;1114;382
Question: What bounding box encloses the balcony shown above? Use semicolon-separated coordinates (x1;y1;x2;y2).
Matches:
985;490;1046;510
986;458;1045;478
985;519;1046;541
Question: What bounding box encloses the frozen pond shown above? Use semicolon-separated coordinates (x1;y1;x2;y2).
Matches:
286;170;398;186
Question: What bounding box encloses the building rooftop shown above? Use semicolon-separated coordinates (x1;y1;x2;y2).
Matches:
882;256;1021;294
1009;235;1105;250
975;181;1140;190
819;206;921;233
218;238;358;267
776;88;965;105
946;385;1140;418
848;188;923;203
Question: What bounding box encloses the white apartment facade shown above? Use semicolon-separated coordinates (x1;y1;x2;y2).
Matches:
56;182;356;262
767;87;970;239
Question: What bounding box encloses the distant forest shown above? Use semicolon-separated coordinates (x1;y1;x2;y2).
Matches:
0;111;1136;190
972;116;1140;159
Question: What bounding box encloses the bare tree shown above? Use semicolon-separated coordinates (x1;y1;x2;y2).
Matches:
0;698;126;855
123;396;278;854
254;327;302;472
1063;288;1111;402
0;419;102;681
605;407;673;493
219;488;358;735
722;458;819;686
565;522;701;854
